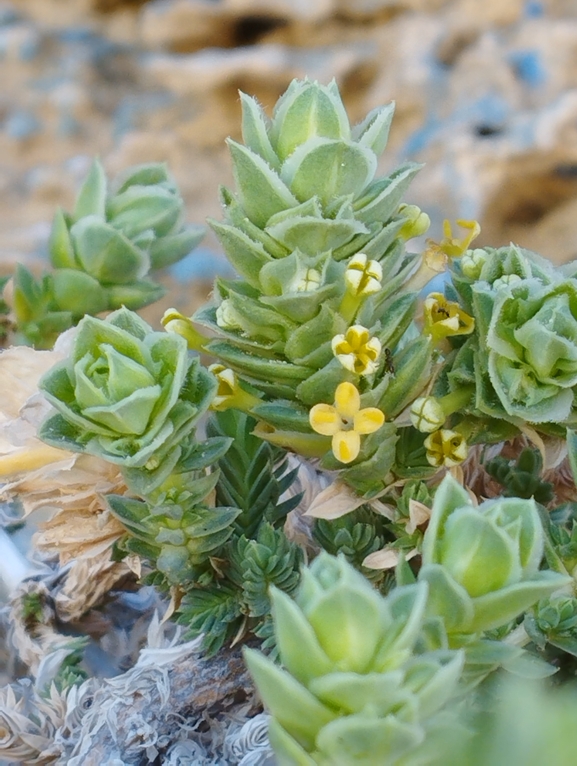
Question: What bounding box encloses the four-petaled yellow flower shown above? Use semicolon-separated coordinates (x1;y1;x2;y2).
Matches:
424;428;468;467
344;254;383;297
423;293;475;343
331;326;382;376
309;382;385;464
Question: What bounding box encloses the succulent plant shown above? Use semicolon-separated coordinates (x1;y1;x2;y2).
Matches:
172;78;436;495
419;474;570;637
38;307;216;492
446;243;577;428
245;552;464;766
13;161;204;348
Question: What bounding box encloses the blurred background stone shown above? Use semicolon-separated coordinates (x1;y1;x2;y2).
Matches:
2;0;577;322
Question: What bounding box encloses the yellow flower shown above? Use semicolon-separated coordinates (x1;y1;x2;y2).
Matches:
439;219;480;258
424;429;468;467
331;326;382;376
161;308;208;352
424;219;481;271
344;254;382;297
423;293;475;343
309;382;385;464
208;364;261;412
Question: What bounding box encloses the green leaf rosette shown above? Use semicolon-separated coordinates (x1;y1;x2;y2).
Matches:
447;243;577;429
38;308;216;490
13;161;205;348
419;474;570;637
244;552;465;766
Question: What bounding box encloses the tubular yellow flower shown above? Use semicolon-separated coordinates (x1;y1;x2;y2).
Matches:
208;364;261;412
440;219;481;258
423;293;475;343
423;219;481;272
424;428;468;467
344;254;383;297
331;325;382;376
161;308;208;352
309;381;385;464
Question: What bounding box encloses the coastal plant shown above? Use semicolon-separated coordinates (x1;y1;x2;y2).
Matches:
3;73;577;766
11;161;204;348
164;78;439;496
244;553;465;766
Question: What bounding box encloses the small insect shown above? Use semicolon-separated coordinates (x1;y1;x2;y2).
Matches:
384;348;395;376
436;306;450;317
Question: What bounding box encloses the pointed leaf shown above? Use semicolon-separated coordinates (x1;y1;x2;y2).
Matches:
227;139;298;228
282;138;376;207
243;648;337;751
73;159;107;220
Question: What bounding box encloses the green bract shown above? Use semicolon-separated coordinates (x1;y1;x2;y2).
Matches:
187;78;433;494
419;475;570;636
245;552;464;766
38;308;216;488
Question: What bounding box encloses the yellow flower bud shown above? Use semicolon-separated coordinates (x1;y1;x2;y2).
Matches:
460;248;487;279
410;396;445;433
398;204;431;240
292;268;322;293
344;254;383;297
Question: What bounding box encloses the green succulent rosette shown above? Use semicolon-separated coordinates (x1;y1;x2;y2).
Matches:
187;78;433;494
38;308;216;490
244;553;464;766
445;244;577;429
13;161;204;348
50;160;205;298
419;474;570;638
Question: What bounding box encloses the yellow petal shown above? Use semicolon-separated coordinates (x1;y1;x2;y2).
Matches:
331;334;347;354
309;404;342;435
336;353;357;373
334;381;360;419
332;430;361;464
348;325;370;347
354;407;385;434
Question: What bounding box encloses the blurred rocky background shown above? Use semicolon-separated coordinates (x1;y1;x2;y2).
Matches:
1;0;577;320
